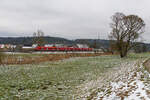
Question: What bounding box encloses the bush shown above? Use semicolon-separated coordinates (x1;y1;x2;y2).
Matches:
0;52;5;64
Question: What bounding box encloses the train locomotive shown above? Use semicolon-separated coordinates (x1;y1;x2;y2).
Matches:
35;46;93;52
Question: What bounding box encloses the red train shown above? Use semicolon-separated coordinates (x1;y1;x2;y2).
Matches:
35;46;93;52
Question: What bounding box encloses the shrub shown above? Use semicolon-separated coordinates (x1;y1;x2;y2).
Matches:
0;52;5;64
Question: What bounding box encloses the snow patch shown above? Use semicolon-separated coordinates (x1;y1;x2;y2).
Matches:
94;60;150;100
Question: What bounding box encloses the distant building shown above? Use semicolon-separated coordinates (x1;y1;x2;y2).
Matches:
44;44;54;47
22;46;33;49
22;44;33;49
32;44;38;48
10;45;16;49
0;44;16;49
33;43;90;48
5;44;11;48
0;44;5;48
76;44;89;48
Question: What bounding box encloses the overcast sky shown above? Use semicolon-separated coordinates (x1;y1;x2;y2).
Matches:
0;0;150;42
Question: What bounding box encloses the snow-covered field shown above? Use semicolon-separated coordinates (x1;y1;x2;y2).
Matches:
91;59;150;100
1;55;133;100
1;53;150;100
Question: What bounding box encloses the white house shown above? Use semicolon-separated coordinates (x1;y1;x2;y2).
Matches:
76;44;89;48
0;44;5;48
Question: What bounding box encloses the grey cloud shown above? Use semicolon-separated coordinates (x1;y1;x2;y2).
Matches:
0;0;150;42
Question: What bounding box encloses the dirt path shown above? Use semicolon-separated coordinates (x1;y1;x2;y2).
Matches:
91;59;150;100
74;60;137;99
75;59;150;100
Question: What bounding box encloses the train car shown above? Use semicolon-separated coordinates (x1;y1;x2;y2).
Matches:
48;47;57;51
35;46;93;52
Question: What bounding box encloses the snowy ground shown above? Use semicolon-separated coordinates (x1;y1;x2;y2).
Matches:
91;59;150;100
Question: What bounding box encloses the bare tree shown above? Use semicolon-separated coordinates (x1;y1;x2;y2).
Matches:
109;12;145;58
33;30;45;46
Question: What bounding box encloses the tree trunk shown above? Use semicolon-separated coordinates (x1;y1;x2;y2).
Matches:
120;51;127;58
120;52;124;58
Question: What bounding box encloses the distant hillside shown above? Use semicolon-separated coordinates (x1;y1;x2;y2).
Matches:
74;39;110;48
0;37;150;51
0;37;74;45
75;39;150;51
0;37;110;48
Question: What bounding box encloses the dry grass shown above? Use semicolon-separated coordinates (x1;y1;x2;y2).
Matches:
0;55;125;100
143;58;150;72
2;52;112;65
0;53;149;99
